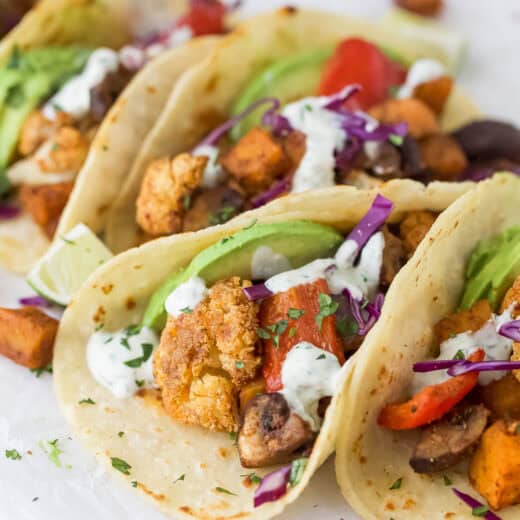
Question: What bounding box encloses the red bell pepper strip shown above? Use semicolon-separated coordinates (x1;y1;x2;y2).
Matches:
177;0;227;36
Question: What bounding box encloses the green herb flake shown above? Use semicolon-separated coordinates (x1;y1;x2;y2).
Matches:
443;475;452;486
5;449;22;460
288;308;305;319
135;379;145;388
389;134;404;146
30;363;53;377
289;327;296;338
124;324;141;336
131;480;138;487
95;323;104;331
229;432;237;443
215;486;236;496
120;337;131;350
316;353;326;360
174;474;186;483
472;505;489;517
78;398;95;405
453;350;465;360
141;343;154;362
111;457;131;475
316;293;339;331
180;307;193;314
183;194;191;210
60;236;75;245
241;472;261;484
257;327;271;340
289;458;308;487
389;478;402;490
124;357;143;368
40;439;63;467
118;431;125;438
235;361;245;369
104;336;113;344
209;206;236;226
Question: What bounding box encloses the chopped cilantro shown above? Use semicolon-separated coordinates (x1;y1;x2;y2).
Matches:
30;363;53;377
78;398;95;405
316;293;339;331
141;343;154;362
316;354;326;360
389;134;403;146
229;432;237;443
174;474;186;483
5;449;22;460
288;308;305;319
40;439;63;467
453;350;465;360
257;327;271;340
443;475;452;486
235;361;245;369
472;505;489;517
124;324;141;336
209;206;236;226
124;357;143;368
289;327;296;338
95;323;104;331
389;478;402;490
180;307;193;314
241;472;261;484
215;486;236;496
118;431;125;438
289;458;308;486
60;236;75;245
104;336;113;344
131;480;138;487
120;337;131;350
111;457;131;475
135;379;145;388
183;194;191;210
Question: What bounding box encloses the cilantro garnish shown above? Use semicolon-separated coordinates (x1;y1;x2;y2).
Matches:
131;480;138;487
209;206;236;225
241;472;261;484
95;323;104;332
40;439;63;467
30;363;53;377
111;457;131;475
78;398;95;405
453;350;465;360
257;327;271;340
389;134;403;146
389;478;402;490
183;194;191;210
174;474;186;483
258;320;288;348
118;431;125;438
289;327;296;338
180;307;193;314
288;308;305;319
104;336;113;344
229;432;237;443
316;354;326;360
60;236;75;245
316;293;339;331
5;449;22;460
472;505;489;517
235;361;245;369
289;458;308;486
135;379;144;388
120;337;131;350
215;486;236;496
443;475;452;486
124;325;141;336
124;343;154;368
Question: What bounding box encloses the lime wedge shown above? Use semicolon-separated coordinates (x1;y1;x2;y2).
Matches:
27;223;113;306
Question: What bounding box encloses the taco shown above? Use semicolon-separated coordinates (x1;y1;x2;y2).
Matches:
101;7;518;254
336;173;520;519
0;0;233;273
49;179;466;519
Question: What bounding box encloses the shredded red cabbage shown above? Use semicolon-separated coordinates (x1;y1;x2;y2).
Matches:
323;84;361;111
452;488;501;520
254;464;291;508
261;102;292;137
251;178;291;208
198;98;283;147
346;194;393;253
243;283;273;301
499;319;520;341
462;166;520;182
413;359;460;372
0;203;20;220
19;296;51;308
447;359;520;377
343;289;384;336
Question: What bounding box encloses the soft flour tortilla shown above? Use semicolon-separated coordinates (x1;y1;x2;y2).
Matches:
335;173;520;520
104;6;480;253
0;27;218;273
55;178;472;520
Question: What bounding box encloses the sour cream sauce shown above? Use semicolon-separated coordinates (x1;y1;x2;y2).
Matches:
280;341;343;431
412;307;515;393
164;276;207;317
87;326;159;399
193;144;227;188
43;48;119;120
282;97;346;193
265;232;384;301
397;58;445;99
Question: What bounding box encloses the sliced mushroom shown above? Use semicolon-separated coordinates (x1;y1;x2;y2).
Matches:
237;393;315;468
410;404;489;473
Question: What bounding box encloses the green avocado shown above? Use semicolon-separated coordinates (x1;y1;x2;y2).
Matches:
460;227;520;311
229;47;333;141
142;220;343;330
0;46;91;194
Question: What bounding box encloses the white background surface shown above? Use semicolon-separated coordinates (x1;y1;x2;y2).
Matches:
1;1;519;519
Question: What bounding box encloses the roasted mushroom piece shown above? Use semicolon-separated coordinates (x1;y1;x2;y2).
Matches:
410;404;489;473
238;393;315;468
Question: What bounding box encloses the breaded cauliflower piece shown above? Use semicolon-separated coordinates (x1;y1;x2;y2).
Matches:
37;127;90;174
154;277;261;432
501;275;520;382
18;111;73;157
399;210;436;258
136;153;207;237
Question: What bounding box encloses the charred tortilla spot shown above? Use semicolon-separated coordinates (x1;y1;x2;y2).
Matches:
125;297;136;310
101;284;113;295
204;75;219;94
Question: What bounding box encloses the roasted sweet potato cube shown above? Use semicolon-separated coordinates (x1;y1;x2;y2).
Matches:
480;374;520;420
469;420;520;510
396;0;443;17
399;210;436;257
282;130;306;174
220;128;289;195
413;76;453;114
19;182;74;238
419;134;468;181
0;307;58;369
434;299;492;344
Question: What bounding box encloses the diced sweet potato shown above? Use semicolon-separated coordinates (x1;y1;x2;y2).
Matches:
399;210;436;258
396;0;443;16
480;374;520;420
220;128;289;196
434;299;492;344
413;76;453;114
368;98;439;139
282;130;306;175
19;182;74;238
469;420;520;510
0;307;58;369
239;378;265;411
419;134;468;181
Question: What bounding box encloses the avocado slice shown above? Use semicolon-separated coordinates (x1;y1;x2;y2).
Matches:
0;46;91;194
460;227;520;311
142;220;343;330
229;47;333;141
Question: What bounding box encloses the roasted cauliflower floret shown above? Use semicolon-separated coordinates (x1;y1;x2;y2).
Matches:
136;153;207;237
501;275;520;382
154;277;261;432
18;111;74;157
37;127;90;173
399;210;436;258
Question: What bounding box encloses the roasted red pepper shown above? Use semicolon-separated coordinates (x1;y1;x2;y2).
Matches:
177;0;227;36
378;349;485;430
318;38;407;111
260;279;345;392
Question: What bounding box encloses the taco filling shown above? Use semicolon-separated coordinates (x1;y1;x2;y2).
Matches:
133;36;520;240
379;226;520;515
74;195;441;506
0;0;232;240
